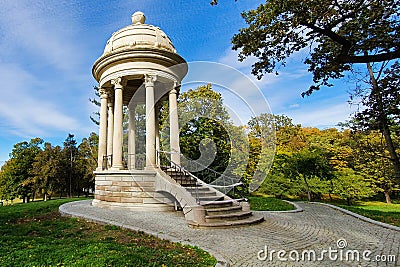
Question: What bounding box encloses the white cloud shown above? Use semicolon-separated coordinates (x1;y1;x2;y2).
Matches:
0;1;94;139
286;102;357;128
0;1;82;72
0;64;81;137
182;61;273;124
218;48;256;70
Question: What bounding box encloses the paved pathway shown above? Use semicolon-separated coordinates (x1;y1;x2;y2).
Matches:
60;200;400;267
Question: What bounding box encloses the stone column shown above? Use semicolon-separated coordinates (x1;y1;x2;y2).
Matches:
111;77;125;170
106;101;114;164
145;74;157;168
128;105;136;169
97;88;108;171
169;86;181;165
155;104;160;166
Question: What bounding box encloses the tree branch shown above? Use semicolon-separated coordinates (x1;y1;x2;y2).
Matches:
302;22;352;48
336;50;400;63
328;0;366;29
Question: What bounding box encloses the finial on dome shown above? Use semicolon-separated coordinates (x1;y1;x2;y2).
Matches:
132;11;146;25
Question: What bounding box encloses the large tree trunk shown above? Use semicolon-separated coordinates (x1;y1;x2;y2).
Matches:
381;119;400;183
384;190;392;204
366;63;400;184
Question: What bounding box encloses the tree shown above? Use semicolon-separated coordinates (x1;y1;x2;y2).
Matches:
305;128;354;170
350;130;399;203
287;149;334;201
222;0;400;183
75;133;98;197
89;86;100;125
349;61;400;183
30;143;67;201
0;159;18;202
254;115;306;198
227;0;400;95
63;134;78;197
332;168;374;205
258;153;297;198
0;138;43;202
173;84;233;182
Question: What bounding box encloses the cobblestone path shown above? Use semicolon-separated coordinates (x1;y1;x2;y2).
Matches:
60;200;400;267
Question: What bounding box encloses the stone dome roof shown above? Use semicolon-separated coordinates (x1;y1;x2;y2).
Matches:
102;11;177;55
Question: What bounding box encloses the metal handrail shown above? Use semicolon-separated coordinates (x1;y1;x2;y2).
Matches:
160;150;244;187
157;150;248;202
179;154;248;199
157;150;201;204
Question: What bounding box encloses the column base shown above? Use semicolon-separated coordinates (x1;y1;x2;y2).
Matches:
145;165;157;171
110;165;124;170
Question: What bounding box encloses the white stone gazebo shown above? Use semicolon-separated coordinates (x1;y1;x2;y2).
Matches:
93;11;186;172
91;11;263;228
91;11;187;211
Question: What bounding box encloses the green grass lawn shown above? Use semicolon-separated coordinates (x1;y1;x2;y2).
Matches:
337;201;400;228
0;198;216;267
248;195;295;211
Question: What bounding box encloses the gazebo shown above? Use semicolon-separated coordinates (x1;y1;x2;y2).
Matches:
91;11;263;227
93;11;185;172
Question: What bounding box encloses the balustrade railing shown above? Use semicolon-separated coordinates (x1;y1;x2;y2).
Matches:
102;153;146;170
102;155;112;170
158;151;201;204
157;150;247;202
123;153;146;170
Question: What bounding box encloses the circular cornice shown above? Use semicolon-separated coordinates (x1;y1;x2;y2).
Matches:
92;48;187;83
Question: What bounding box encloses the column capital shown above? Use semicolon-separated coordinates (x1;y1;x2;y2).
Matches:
169;88;178;95
107;101;114;108
99;88;108;99
173;81;181;94
111;77;126;89
144;74;157;86
173;80;180;88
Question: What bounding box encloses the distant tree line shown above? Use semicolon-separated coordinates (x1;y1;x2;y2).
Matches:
254;115;399;205
0;133;98;203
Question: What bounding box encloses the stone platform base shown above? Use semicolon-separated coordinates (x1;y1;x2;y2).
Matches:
93;169;176;212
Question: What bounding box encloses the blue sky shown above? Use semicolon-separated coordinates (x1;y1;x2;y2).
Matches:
0;0;357;163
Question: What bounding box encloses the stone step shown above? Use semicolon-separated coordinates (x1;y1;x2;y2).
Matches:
189;191;217;197
165;170;190;176
184;186;210;192
167;175;194;181
205;205;243;215
179;182;198;187
198;196;225;202
167;173;192;179
200;199;236;208
188;215;265;229
163;168;265;228
165;174;187;179
205;211;253;223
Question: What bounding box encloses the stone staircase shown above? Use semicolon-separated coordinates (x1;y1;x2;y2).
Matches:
163;169;264;228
